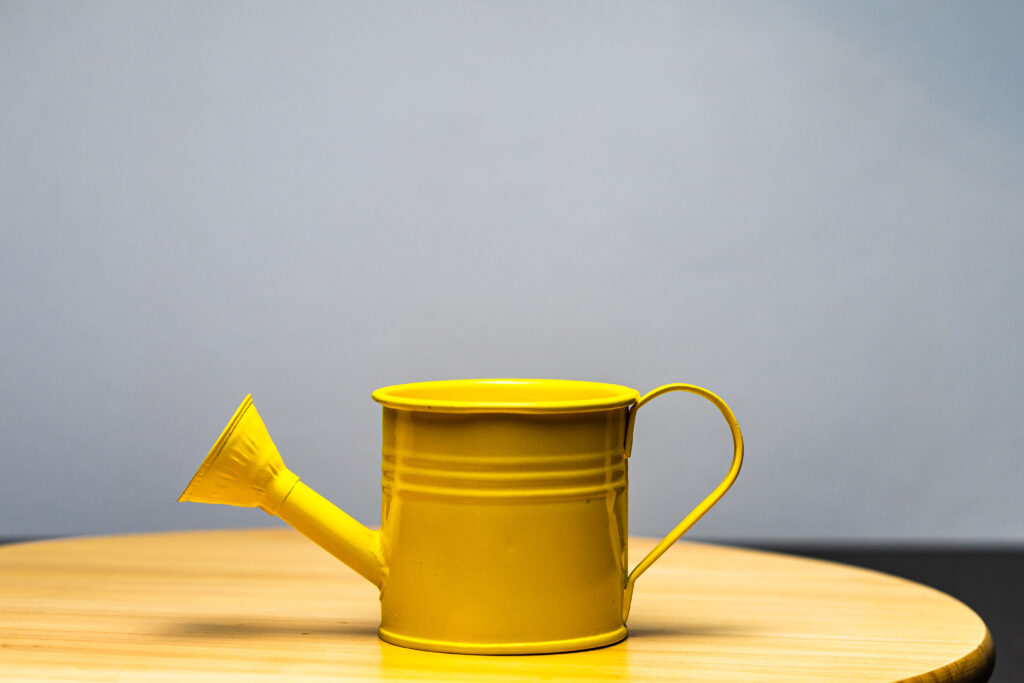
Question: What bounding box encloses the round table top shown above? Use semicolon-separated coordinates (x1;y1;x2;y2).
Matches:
0;528;992;682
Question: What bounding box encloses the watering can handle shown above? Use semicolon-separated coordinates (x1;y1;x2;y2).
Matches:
621;384;744;619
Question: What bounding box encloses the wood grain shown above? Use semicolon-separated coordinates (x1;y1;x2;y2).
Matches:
0;529;993;682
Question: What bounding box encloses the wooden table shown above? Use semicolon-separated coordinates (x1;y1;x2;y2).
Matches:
0;529;993;682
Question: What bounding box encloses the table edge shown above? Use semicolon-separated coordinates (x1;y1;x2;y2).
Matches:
898;627;994;683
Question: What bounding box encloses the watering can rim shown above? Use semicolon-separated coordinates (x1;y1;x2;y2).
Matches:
371;378;641;414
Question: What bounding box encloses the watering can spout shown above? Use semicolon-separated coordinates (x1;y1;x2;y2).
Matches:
178;395;386;588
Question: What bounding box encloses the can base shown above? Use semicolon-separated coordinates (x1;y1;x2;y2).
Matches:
377;625;628;655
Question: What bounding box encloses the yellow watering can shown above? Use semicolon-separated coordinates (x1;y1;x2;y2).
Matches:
179;379;743;654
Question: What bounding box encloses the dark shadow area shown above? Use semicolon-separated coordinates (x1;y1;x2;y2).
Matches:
744;544;1023;683
0;536;59;546
626;623;753;640
159;617;378;639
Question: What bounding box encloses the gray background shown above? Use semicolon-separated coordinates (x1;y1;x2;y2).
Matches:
2;1;1021;542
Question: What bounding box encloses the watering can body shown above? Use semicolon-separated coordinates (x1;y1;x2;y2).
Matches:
377;403;630;653
179;379;743;654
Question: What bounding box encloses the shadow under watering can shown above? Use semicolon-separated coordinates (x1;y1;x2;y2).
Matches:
179;379;743;654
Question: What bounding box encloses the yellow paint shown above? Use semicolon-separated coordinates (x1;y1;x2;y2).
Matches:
178;379;743;654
